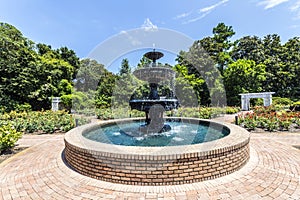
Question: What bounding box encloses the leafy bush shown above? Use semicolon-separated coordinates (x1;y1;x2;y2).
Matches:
272;97;293;105
251;98;263;106
97;106;239;120
225;106;240;114
96;108;144;120
60;94;73;112
0;123;22;152
290;101;300;111
0;110;90;134
15;103;32;112
96;108;113;120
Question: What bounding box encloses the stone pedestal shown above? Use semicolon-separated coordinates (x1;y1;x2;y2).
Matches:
51;97;61;111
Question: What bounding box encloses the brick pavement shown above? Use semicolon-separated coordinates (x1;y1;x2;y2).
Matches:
0;131;299;199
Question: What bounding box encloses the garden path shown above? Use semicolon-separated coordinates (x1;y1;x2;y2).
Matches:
0;120;300;199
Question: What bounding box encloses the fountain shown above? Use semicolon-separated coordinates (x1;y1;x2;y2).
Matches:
64;51;250;186
129;50;179;134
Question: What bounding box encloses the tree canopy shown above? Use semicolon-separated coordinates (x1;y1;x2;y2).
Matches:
0;22;79;110
1;21;299;111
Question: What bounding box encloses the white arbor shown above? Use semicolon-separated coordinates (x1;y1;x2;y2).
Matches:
239;92;275;111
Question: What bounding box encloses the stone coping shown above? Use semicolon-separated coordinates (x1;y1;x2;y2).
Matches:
64;117;250;157
239;92;275;96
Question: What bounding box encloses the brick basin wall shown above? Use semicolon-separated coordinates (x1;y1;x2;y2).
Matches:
64;118;250;186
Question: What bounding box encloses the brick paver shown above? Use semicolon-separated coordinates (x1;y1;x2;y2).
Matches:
0;131;299;199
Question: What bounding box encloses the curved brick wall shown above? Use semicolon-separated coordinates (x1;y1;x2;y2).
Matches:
64;118;250;186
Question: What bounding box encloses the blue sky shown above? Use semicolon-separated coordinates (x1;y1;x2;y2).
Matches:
1;0;300;72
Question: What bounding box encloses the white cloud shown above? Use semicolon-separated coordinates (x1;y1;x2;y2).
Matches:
119;30;142;46
289;0;300;19
174;11;192;19
141;18;158;31
199;0;229;13
183;13;209;24
289;24;300;28
120;30;127;34
290;0;300;11
257;0;289;9
176;0;229;24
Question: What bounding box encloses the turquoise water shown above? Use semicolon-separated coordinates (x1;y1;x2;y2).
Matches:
83;121;229;147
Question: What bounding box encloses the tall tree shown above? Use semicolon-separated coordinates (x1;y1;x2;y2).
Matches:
199;23;235;74
278;37;300;98
56;47;80;78
231;36;265;64
0;22;39;110
119;58;131;75
75;59;108;92
137;55;152;69
0;22;80;110
223;59;266;105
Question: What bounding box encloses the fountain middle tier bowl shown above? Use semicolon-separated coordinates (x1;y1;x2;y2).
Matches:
64;118;250;186
133;67;176;83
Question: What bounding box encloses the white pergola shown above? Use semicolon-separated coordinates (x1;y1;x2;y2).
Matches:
239;92;275;111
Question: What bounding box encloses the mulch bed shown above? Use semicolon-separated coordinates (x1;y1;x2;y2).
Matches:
0;146;28;164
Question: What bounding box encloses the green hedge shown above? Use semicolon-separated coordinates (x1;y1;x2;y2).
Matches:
96;106;240;120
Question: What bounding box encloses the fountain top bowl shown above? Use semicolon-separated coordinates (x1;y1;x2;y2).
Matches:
144;51;164;63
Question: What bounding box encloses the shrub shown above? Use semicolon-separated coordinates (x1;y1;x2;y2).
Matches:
272;97;293;105
15;103;32;112
96;106;240;121
0;123;22;152
251;98;263;106
290;101;300;111
243;118;258;130
96;108;113;120
0;110;87;134
60;94;73;112
225;106;240;114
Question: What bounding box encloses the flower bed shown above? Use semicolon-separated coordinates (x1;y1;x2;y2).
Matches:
0;110;90;134
238;106;300;132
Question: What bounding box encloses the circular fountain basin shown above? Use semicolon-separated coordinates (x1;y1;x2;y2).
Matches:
83;120;230;146
64;118;250;186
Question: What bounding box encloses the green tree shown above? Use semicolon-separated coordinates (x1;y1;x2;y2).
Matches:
261;34;288;97
95;70;116;108
137;55;152;69
0;22;39;110
56;47;80;78
175;38;226;106
75;59;108;92
281;37;300;98
75;59;116;109
199;23;235;74
231;36;265;64
0;23;79;110
36;43;52;56
119;58;131;75
223;59;266;105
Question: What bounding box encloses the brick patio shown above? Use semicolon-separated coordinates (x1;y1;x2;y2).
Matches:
0;131;300;199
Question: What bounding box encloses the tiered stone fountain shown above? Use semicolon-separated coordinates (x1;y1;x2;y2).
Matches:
129;50;179;134
64;50;250;186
